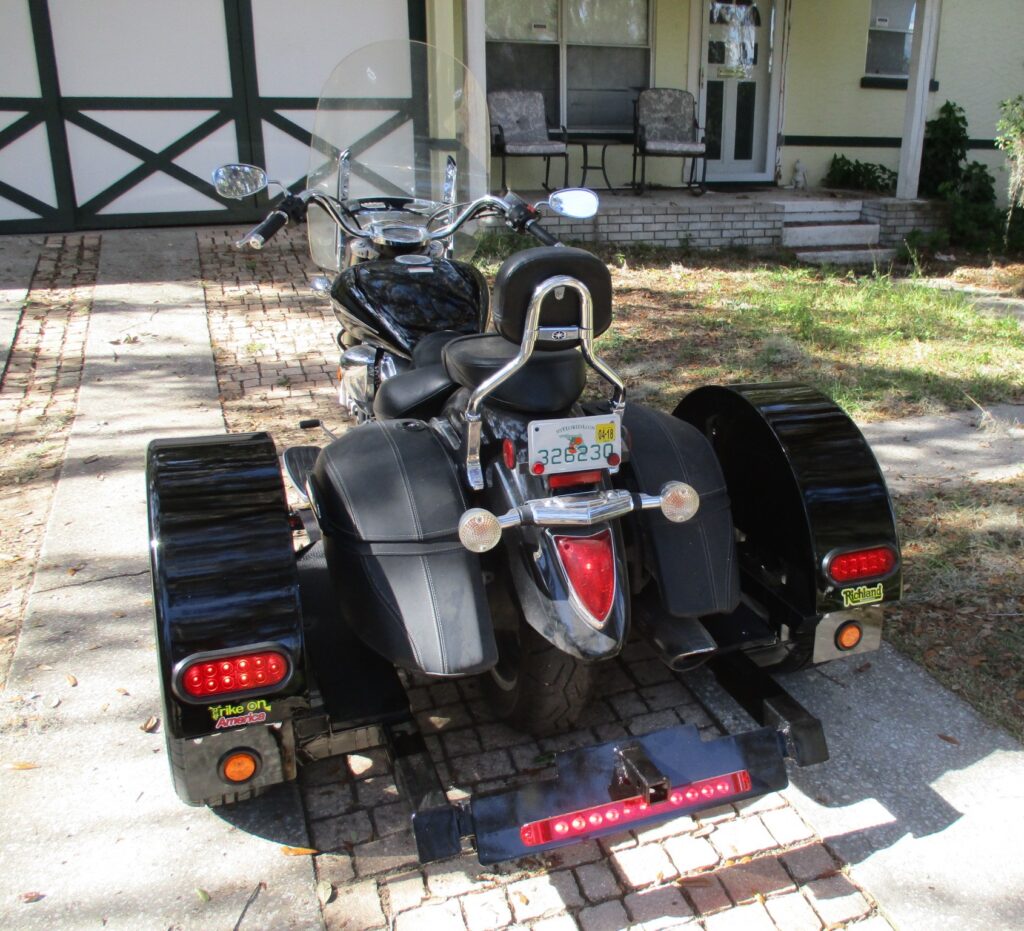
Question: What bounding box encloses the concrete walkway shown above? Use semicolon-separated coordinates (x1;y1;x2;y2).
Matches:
0;230;318;929
1;229;1021;929
0;236;42;375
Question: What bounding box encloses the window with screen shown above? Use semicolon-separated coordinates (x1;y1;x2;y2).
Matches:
865;0;916;77
486;0;651;132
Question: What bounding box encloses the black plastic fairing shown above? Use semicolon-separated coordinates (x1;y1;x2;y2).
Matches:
675;383;902;618
330;258;488;359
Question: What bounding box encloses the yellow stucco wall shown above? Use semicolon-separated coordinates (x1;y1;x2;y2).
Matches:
780;0;1021;203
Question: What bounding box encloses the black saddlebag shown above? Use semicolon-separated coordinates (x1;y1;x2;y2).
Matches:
619;404;740;617
308;420;496;676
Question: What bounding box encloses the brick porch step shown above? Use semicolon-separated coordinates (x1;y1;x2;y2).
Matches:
782;222;881;248
773;198;864;225
794;245;897;266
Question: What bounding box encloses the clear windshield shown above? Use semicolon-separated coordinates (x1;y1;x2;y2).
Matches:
307;40;490;271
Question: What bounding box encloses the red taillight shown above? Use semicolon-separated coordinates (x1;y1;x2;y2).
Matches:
181;650;289;698
520;770;752;847
827;546;896;583
548;470;604;489
555;531;615;622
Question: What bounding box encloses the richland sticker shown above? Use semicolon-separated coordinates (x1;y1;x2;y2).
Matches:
841;583;884;608
208;698;271;729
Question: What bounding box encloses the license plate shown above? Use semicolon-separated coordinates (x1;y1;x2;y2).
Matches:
527;414;621;476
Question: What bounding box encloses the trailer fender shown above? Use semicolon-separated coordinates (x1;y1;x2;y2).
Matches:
147;432;306;742
674;383;901;621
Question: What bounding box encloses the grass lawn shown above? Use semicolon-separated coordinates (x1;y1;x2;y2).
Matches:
478;240;1024;739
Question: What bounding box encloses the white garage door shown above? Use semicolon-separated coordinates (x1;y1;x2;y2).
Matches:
0;0;413;232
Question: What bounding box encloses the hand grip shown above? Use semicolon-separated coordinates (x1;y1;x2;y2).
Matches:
526;220;559;246
239;210;288;249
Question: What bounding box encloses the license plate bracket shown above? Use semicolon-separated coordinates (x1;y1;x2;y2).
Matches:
527;414;622;476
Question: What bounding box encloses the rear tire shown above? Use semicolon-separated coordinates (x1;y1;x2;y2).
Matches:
484;615;593;737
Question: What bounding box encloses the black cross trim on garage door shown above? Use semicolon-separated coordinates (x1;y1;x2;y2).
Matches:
0;0;427;234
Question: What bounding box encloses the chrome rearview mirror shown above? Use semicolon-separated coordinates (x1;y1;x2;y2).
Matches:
545;188;599;220
212;163;268;199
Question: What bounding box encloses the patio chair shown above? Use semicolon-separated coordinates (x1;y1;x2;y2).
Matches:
487;90;568;192
632;88;707;196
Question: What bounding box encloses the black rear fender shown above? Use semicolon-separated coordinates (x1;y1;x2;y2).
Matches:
486;458;629;662
674;383;902;632
146;432;306;741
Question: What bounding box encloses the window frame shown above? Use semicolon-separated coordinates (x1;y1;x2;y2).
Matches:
860;0;939;91
485;0;655;134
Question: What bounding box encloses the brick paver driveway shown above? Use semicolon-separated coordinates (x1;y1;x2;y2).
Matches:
197;228;890;931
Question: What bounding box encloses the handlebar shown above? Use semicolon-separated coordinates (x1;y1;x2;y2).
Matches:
238;187;583;251
525;220;559;246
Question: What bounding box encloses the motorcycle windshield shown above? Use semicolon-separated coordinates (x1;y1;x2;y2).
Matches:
307;40;490;271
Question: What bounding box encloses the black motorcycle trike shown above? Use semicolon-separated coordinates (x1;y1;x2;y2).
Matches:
146;41;901;865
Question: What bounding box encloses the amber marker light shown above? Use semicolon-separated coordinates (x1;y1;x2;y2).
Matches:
835;621;863;651
220;750;260;784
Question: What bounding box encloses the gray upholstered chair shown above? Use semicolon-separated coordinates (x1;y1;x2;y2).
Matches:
487;90;568;192
632;88;707;196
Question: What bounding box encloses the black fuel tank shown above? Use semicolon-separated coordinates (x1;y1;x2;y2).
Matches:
331;258;489;358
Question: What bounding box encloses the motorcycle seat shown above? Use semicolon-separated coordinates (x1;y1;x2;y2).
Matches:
411;329;464;369
372;364;459;420
442;332;586;413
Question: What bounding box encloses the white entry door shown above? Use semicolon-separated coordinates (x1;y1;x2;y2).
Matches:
698;0;780;182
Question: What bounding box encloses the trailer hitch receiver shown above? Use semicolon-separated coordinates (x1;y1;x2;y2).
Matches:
609;742;669;804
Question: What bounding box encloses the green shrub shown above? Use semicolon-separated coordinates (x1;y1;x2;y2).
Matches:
920;101;969;197
938;161;1003;250
823;154;897;193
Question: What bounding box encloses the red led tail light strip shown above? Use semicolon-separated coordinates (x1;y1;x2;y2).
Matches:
519;770;752;847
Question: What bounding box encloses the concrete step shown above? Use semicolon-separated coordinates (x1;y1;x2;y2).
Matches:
795;246;897;266
783;222;880;248
783;209;863;224
775;198;863;214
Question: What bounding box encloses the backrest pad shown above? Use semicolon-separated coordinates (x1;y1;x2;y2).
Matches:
491;247;612;349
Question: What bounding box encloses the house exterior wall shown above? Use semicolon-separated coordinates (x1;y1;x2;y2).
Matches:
780;0;1020;205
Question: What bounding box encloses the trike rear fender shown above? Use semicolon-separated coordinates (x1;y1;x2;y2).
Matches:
674;383;902;620
146;432;306;740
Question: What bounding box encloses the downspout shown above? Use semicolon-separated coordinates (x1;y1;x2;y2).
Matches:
774;0;794;184
896;0;942;199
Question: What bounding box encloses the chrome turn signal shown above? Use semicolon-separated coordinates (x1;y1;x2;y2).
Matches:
458;508;503;553
659;482;700;523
